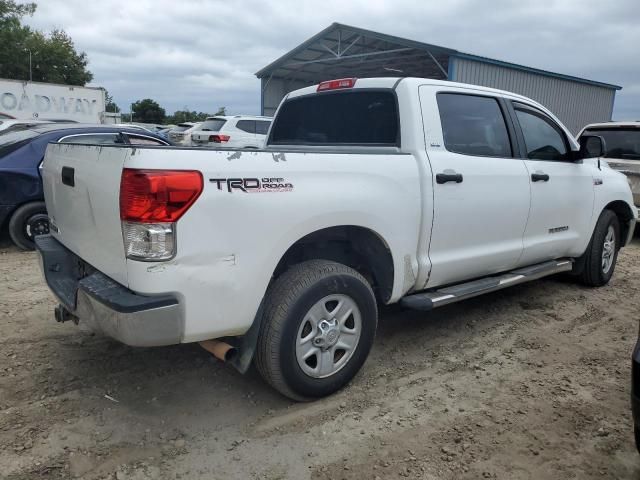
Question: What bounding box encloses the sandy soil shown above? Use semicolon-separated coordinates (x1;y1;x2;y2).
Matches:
1;232;640;479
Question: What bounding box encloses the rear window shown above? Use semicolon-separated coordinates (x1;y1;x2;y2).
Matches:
583;128;640;160
127;135;167;146
0;129;39;158
269;91;399;146
200;119;227;132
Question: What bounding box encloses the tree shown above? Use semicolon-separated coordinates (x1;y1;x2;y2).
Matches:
0;1;93;85
165;106;227;125
0;1;35;81
104;89;120;113
132;98;165;124
0;1;35;19
166;110;207;124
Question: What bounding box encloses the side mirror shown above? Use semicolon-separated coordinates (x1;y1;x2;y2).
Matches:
579;135;607;159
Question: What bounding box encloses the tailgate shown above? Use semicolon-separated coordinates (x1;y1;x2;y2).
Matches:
42;143;129;286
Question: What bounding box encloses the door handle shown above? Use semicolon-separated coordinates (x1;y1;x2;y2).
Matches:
531;172;549;182
436;172;463;184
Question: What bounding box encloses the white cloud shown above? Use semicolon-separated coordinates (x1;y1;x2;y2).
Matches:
24;0;639;119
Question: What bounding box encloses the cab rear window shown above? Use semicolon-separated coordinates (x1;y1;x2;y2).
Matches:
269;91;399;146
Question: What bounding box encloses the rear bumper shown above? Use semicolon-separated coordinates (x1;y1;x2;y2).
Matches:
35;234;183;347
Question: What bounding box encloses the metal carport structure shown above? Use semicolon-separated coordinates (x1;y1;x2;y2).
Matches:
256;23;621;134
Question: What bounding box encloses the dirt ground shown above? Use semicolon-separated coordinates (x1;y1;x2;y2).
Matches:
1;233;640;480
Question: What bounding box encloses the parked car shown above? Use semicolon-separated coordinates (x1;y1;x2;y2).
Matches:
36;78;635;400
0;119;54;132
578;122;640;207
156;127;172;139
0;124;171;250
191;115;272;148
167;122;196;144
180;122;202;146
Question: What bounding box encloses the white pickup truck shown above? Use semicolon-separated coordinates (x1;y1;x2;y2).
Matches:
36;77;636;400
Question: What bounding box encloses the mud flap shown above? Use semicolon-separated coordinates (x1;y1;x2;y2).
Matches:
228;301;265;374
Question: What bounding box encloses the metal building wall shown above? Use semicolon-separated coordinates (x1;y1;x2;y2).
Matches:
261;77;312;116
451;56;616;134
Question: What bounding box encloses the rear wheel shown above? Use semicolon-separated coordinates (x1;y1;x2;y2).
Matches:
576;209;620;287
255;260;377;401
8;202;49;251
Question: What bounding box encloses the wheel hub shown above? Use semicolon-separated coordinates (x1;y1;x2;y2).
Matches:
601;225;615;274
314;319;340;349
295;294;362;379
25;214;50;240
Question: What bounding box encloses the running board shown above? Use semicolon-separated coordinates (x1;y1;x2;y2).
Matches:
400;259;573;311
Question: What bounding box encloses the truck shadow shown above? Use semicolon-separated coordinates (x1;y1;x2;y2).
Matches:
36;272;577;421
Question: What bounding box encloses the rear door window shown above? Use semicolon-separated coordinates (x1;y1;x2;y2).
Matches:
58;133;122;145
437;93;512;157
236;120;256;134
255;120;271;135
269;90;399;146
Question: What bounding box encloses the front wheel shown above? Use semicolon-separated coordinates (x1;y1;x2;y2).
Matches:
255;260;377;401
576;209;620;287
8;202;49;251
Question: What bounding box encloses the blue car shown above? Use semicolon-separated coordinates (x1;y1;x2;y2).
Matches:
0;124;171;250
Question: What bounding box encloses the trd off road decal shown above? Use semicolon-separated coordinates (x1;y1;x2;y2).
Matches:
210;177;294;193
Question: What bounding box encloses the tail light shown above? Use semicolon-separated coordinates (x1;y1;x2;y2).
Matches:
209;134;230;143
120;169;203;261
317;78;357;92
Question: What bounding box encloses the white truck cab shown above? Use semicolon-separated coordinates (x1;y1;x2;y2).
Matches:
36;78;636;400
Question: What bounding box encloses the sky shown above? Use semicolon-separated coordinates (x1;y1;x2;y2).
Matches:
24;0;639;120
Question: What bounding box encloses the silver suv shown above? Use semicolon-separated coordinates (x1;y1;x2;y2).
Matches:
579;122;640;206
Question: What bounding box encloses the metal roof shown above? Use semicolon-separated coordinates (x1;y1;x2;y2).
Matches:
256;23;621;91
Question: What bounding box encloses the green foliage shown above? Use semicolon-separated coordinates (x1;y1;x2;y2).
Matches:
104;89;120;113
166;110;209;124
0;0;36;19
0;1;93;85
166;106;227;125
132;98;166;124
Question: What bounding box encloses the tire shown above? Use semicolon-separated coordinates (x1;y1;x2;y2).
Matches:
576;209;620;287
255;260;377;401
8;202;49;251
